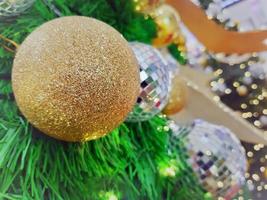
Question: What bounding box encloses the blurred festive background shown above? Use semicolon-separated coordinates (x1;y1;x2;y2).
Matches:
175;1;267;199
136;0;267;199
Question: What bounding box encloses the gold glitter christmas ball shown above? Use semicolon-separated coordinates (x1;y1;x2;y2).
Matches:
12;16;140;142
162;74;187;115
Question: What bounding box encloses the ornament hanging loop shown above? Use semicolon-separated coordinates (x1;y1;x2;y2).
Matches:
0;34;19;53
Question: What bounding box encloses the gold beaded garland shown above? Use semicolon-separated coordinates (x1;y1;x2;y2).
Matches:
12;16;140;142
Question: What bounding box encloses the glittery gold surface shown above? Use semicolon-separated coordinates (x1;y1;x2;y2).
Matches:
163;74;187;115
12;16;140;142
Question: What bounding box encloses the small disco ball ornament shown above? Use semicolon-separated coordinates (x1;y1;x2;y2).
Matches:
0;0;35;19
126;42;170;122
169;119;247;200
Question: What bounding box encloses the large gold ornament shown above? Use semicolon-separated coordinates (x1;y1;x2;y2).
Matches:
150;4;182;47
163;73;187;115
12;16;140;142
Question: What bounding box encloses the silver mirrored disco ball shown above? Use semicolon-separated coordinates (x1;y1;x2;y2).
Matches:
126;42;170;122
169;119;247;199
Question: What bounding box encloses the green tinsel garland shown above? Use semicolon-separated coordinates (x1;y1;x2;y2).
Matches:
0;0;209;199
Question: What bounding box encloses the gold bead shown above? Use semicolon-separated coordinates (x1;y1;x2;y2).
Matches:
236;85;248;96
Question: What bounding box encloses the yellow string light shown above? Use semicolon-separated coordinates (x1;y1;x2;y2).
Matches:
251;84;258;89
241;104;247;109
225;88;232;94
218;78;225;83
247;151;254;157
233;82;240;87
254;120;261;127
245;72;251;77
